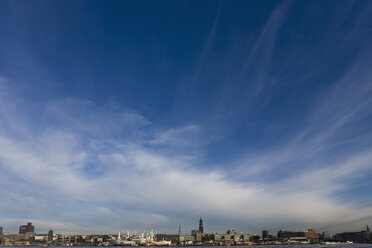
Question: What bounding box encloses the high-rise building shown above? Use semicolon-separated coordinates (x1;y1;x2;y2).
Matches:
19;226;26;234
199;218;204;233
262;230;270;239
0;226;3;234
26;222;34;232
19;222;35;234
48;230;54;241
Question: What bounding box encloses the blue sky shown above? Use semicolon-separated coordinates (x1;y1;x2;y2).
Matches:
1;0;372;234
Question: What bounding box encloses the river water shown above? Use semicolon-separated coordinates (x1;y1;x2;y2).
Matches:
3;245;372;248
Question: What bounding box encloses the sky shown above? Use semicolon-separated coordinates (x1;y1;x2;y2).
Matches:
0;0;372;235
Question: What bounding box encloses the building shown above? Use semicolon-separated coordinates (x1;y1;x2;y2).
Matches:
19;226;27;235
306;229;317;239
19;222;35;235
199;217;204;233
203;229;251;245
334;226;371;243
48;230;54;241
250;234;261;243
277;229;317;243
277;229;306;239
319;231;332;241
334;232;362;243
183;235;194;245
155;234;167;241
190;217;205;244
34;234;48;242
0;226;4;246
194;232;203;243
262;230;270;240
166;234;184;245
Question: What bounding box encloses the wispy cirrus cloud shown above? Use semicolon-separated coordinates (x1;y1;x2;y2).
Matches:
1;72;372;234
1;0;372;236
239;0;291;85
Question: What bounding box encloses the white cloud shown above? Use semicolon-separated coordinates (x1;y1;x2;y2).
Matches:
1;74;372;235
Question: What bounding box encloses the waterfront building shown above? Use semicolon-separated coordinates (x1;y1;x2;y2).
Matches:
277;229;306;239
0;227;4;246
166;224;186;245
277;229;317;243
25;231;36;241
155;233;167;241
262;230;270;240
334;226;372;243
203;229;251;245
195;231;203;243
306;229;317;239
34;234;48;242
166;234;184;245
56;234;65;243
19;226;26;235
19;222;35;235
251;234;260;243
334;232;362;243
48;230;54;241
183;235;194;245
319;231;331;241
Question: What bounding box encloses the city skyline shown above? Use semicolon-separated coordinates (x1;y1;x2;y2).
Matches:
1;219;370;246
0;219;370;237
1;0;372;234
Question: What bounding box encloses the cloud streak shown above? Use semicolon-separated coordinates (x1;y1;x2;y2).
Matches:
1;0;372;236
1;71;372;235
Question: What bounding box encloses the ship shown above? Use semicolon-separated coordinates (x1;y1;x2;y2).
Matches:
109;230;172;246
147;230;171;246
149;240;172;246
108;231;136;246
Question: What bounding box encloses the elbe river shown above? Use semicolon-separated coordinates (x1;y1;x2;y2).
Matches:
3;245;372;248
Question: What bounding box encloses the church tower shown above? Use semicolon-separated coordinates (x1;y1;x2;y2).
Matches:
199;217;204;233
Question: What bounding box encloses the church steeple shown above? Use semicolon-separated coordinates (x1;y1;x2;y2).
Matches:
199;217;204;233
